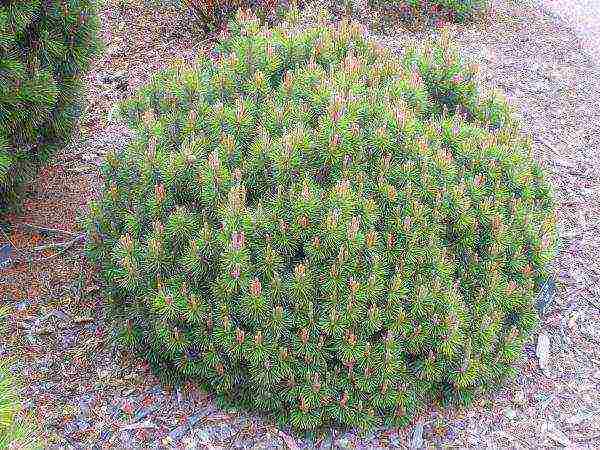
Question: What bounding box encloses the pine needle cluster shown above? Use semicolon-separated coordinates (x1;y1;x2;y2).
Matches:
85;11;557;430
0;0;101;212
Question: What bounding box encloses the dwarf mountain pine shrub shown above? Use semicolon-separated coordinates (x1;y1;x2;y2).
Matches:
370;0;488;23
0;0;101;213
85;12;557;430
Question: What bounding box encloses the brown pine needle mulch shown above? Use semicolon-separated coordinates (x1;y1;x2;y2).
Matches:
1;0;599;448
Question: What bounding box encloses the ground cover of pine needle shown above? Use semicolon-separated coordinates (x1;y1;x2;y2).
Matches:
0;0;599;448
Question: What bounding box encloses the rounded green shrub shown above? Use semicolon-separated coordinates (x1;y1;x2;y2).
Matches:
0;0;101;213
86;12;557;430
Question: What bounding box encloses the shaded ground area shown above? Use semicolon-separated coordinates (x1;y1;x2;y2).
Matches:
0;0;599;448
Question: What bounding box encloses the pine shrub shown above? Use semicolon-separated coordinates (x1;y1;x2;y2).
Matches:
0;0;101;213
86;11;557;430
179;0;290;31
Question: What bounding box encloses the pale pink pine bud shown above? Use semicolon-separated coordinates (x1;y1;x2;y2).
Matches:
474;174;485;187
337;179;350;195
340;391;349;408
330;264;339;278
347;216;360;240
387;232;395;249
541;233;552;251
233;169;242;182
230;265;241;279
299;328;309;345
383;152;392;170
301;180;311;200
344;51;360;73
393;106;406;127
381;380;389;394
155;183;166;203
522;264;533;277
330;133;340;150
222;135;235;155
231;231;245;250
365;230;377;248
506;280;517;295
235;328;245;344
147;136;157;161
294;263;306;278
249;278;262;297
418;138;429;154
330;309;338;322
299;397;309;413
340;153;353;172
120;234;133;252
337;245;348;262
410;70;422;88
235;98;245;123
312;373;321;392
312;236;321;248
282;71;293;91
298;216;309;228
142;109;155;126
153;220;164;235
208;149;219;171
491;215;502;231
346;330;357;346
348;277;359;294
387;185;397;202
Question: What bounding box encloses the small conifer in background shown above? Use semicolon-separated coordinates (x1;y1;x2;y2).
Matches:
370;0;488;24
0;0;101;213
86;10;557;431
179;0;290;31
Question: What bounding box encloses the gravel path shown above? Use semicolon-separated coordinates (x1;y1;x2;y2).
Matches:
1;0;599;448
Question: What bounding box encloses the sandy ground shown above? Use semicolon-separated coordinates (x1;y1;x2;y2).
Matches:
540;0;600;63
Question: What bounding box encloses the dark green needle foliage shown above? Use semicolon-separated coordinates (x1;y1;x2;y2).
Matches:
0;0;101;213
86;11;557;431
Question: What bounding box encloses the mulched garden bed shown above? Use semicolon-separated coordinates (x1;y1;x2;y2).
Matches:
1;0;599;448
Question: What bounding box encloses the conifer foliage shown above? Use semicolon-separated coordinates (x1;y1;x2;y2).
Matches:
86;11;558;430
0;0;101;212
181;0;287;31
